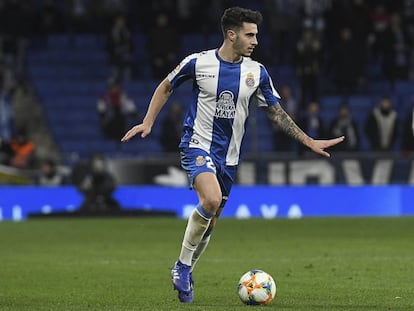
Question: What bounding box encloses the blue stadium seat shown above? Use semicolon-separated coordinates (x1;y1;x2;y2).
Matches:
347;96;374;124
319;111;337;124
397;95;414;115
53;125;102;140
28;50;107;64
348;96;372;108
366;81;392;95
122;81;149;96
319;96;344;113
132;94;152;109
207;33;222;49
257;134;274;152
74;34;105;49
269;65;295;81
133;34;148;59
366;63;383;79
120;139;163;155
47;35;70;49
145;80;161;92
394;81;413;95
180;34;207;57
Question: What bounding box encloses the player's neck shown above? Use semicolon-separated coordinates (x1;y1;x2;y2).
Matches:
218;44;242;63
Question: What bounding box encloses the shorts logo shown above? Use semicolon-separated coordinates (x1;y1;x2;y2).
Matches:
245;73;255;87
195;156;206;166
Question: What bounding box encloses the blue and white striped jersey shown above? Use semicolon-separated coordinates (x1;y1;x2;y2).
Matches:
167;49;280;166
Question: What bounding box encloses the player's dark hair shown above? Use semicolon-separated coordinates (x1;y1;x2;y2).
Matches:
221;7;263;37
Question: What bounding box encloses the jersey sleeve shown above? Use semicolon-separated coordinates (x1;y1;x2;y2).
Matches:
255;65;281;107
167;53;197;89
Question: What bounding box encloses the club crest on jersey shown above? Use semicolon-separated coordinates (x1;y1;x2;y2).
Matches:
195;156;206;166
245;73;255;87
215;91;236;119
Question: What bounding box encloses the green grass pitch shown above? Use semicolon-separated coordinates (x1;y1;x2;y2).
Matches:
0;217;413;310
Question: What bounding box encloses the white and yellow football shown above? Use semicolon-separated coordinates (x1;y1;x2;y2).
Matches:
237;269;276;305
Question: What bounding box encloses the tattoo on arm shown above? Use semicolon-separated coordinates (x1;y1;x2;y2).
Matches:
263;105;311;146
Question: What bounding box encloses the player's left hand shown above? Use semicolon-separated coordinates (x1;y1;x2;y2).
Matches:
121;123;152;142
308;136;345;157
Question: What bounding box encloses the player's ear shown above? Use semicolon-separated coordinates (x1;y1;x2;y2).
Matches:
227;30;236;42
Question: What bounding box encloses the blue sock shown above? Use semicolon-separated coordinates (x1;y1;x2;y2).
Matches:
196;204;215;220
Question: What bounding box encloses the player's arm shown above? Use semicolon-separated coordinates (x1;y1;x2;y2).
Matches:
121;78;172;142
263;104;344;157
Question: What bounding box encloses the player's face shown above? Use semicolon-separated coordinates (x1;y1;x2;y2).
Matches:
233;22;258;57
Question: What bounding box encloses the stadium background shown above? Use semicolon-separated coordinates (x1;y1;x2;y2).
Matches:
0;0;414;219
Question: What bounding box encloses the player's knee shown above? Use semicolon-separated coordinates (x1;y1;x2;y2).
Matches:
201;196;222;214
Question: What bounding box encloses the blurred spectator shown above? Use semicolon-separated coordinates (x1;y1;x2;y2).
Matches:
0;80;13;141
382;13;410;83
34;0;65;34
346;0;372;48
0;137;13;165
280;84;297;120
140;0;176;30
264;0;299;65
370;4;391;61
197;0;223;35
68;0;90;32
0;0;32;76
402;0;414;79
35;158;66;186
103;0;126;10
9;130;35;169
295;27;320;109
106;14;133;81
328;104;360;151
299;101;325;137
401;106;414;153
175;0;206;34
323;1;346;54
332;27;365;95
0;56;15;93
298;101;325;152
147;12;180;79
343;0;372;79
101;0;127;17
160;102;183;152
97;78;137;141
300;0;329;37
365;97;398;151
72;154;120;213
271;84;298;151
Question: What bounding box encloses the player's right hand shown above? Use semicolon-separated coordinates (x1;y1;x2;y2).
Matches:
121;123;152;142
308;136;345;157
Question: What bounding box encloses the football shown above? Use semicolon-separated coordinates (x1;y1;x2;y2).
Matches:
237;269;276;305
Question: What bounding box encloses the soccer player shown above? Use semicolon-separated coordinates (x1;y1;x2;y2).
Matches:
121;7;344;303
